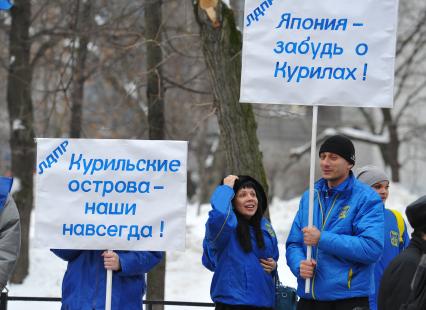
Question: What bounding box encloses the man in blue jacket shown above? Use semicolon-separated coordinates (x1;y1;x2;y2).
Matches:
52;249;162;310
286;135;384;310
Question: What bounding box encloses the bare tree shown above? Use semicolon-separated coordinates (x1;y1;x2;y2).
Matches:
6;0;34;283
193;0;269;195
356;2;426;181
145;0;166;307
70;0;93;138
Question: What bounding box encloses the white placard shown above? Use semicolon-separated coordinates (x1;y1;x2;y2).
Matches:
240;0;398;108
35;139;187;251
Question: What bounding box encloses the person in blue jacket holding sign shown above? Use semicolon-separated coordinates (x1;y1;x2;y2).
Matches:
0;0;12;10
356;165;410;310
51;249;162;310
202;174;279;310
286;135;384;310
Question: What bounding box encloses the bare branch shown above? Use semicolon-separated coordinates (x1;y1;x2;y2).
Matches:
290;127;389;160
358;107;376;133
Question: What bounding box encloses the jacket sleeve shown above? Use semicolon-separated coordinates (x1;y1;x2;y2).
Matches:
286;194;307;278
272;229;279;263
318;195;384;264
0;196;21;288
50;249;83;262
269;222;280;277
201;238;216;271
118;251;163;276
204;185;237;251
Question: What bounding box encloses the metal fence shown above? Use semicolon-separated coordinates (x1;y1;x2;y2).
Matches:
0;292;215;310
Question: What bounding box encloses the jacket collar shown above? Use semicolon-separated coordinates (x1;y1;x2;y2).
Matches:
315;171;355;197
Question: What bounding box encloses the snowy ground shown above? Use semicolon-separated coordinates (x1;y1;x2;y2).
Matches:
6;184;417;309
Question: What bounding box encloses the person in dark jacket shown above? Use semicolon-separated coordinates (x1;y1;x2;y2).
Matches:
378;195;426;310
202;175;279;310
357;165;410;310
51;249;162;310
286;135;384;310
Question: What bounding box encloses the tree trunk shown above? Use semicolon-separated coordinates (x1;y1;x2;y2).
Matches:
70;0;92;138
194;0;268;194
145;0;166;308
7;0;34;284
380;109;400;182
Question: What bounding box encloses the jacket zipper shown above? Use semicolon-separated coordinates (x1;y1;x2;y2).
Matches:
348;268;353;288
311;191;340;300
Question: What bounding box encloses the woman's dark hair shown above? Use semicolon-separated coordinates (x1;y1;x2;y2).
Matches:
232;181;265;253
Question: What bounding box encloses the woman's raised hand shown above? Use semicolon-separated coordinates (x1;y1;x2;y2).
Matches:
223;175;239;188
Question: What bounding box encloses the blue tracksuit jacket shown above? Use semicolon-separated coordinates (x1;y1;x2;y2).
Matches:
370;209;410;310
51;249;162;310
202;185;279;307
286;173;384;301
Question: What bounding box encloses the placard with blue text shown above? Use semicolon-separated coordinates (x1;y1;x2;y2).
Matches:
35;139;188;251
240;0;398;108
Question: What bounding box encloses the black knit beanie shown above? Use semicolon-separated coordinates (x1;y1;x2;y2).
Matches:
406;195;426;232
319;135;355;165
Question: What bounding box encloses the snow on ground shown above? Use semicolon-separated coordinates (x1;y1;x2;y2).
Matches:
6;183;417;309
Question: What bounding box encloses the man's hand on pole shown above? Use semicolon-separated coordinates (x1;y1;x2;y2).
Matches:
302;226;321;246
300;259;317;279
103;250;121;271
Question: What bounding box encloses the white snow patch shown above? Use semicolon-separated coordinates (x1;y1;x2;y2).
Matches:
94;14;106;26
10;178;21;194
87;42;99;55
12;119;25;131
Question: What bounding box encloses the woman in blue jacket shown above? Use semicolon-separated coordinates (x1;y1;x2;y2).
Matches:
51;249;162;310
202;175;279;310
